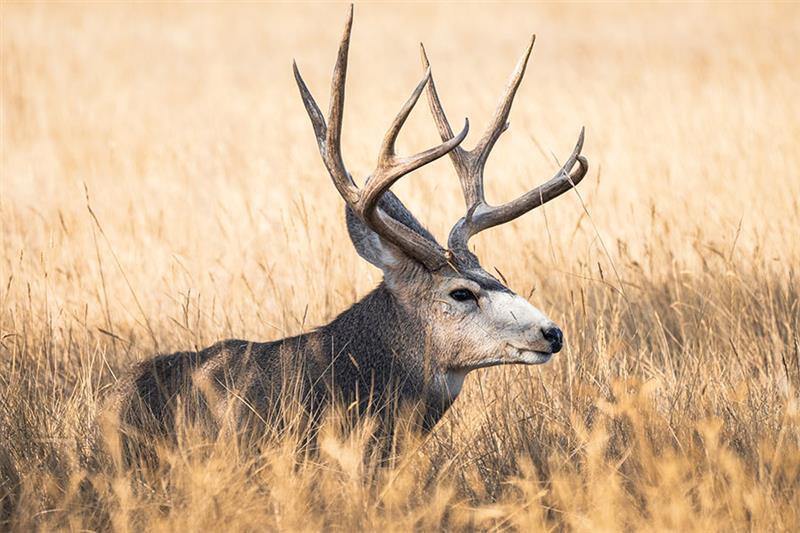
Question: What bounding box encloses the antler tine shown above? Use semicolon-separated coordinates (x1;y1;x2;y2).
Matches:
293;5;358;205
419;44;472;200
361;70;469;214
447;127;587;251
452;128;587;247
324;4;354;194
377;69;432;162
422;37;587;253
420;38;533;209
292;62;327;148
294;5;469;271
472;36;534;168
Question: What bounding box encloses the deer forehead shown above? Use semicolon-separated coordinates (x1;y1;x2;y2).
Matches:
447;267;509;292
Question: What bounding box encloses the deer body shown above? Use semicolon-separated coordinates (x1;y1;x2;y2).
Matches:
112;282;455;443
107;6;587;453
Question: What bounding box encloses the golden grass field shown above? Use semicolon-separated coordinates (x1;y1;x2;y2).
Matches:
2;2;799;530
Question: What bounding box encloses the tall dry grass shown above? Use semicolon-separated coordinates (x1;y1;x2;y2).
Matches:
1;2;799;531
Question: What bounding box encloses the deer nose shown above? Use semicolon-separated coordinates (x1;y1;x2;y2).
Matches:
541;326;563;353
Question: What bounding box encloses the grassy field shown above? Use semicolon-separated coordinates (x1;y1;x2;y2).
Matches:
2;2;799;530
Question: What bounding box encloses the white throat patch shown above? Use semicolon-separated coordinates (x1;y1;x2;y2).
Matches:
441;368;469;401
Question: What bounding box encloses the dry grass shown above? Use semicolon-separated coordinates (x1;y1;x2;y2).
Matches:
2;2;799;531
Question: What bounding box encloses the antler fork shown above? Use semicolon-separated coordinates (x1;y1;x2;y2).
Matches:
293;6;469;270
420;39;587;254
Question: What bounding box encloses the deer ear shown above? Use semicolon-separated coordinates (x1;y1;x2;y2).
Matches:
345;206;408;271
345;191;444;273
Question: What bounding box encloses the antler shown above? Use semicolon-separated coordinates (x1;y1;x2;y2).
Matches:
293;6;469;270
420;38;588;253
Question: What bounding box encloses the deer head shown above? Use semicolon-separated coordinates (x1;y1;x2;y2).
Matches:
293;7;587;388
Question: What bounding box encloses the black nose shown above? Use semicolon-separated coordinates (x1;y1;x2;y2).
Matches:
542;326;563;353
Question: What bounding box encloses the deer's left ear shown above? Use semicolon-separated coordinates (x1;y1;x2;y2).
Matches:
344;191;443;273
345;206;409;272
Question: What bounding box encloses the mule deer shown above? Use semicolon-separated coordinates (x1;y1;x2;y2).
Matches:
106;6;587;454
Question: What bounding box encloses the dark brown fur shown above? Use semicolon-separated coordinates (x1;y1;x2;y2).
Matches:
105;282;455;464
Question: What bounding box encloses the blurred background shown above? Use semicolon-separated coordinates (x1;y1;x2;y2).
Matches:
3;3;798;341
1;3;799;529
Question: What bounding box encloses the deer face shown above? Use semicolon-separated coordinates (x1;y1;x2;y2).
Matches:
348;206;562;372
429;264;562;371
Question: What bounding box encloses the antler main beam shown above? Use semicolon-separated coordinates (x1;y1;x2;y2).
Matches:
420;40;588;253
293;5;469;270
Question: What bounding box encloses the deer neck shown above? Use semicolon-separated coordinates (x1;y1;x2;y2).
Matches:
321;282;462;423
324;282;428;370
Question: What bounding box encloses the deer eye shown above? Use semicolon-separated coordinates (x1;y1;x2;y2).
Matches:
449;288;477;303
